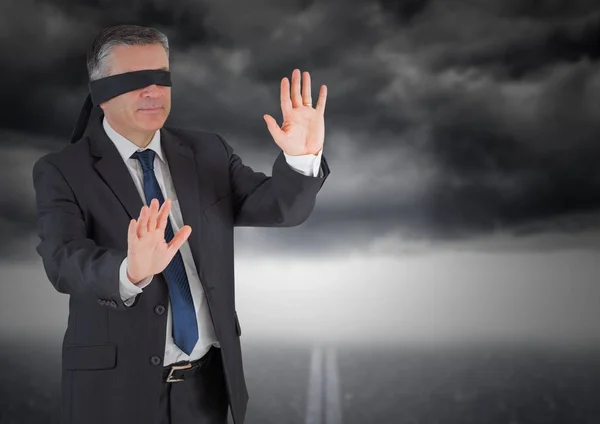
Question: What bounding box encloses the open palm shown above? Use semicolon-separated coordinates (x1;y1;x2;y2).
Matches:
126;199;191;283
263;69;327;156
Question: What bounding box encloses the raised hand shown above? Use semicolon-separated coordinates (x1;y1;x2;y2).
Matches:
263;68;327;156
126;198;191;284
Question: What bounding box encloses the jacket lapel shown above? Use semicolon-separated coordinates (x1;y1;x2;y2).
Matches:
161;128;227;291
89;115;144;220
160;129;203;270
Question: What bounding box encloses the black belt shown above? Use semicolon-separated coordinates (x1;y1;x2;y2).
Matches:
162;346;215;383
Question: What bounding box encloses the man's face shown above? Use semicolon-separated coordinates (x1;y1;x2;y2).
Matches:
100;43;171;135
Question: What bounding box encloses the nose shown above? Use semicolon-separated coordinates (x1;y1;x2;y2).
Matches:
142;84;162;97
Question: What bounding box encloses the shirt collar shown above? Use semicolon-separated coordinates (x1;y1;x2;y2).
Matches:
102;115;164;162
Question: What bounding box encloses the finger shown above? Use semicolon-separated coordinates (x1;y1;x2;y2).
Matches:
280;77;292;117
127;219;138;244
315;84;327;115
137;206;149;238
157;198;172;233
302;71;312;107
166;225;192;256
263;114;284;139
147;198;159;231
290;69;302;108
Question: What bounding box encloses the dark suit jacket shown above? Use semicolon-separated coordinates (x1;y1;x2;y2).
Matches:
32;113;330;424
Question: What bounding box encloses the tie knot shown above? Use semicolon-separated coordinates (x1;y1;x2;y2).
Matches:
131;149;156;172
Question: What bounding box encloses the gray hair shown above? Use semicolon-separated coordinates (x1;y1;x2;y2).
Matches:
86;24;169;81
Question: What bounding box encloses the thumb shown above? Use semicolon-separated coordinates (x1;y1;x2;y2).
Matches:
263;114;283;140
166;225;192;257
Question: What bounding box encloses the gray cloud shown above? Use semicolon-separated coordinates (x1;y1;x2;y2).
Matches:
3;2;600;361
1;0;600;255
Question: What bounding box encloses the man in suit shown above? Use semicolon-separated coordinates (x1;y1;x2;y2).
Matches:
32;24;330;424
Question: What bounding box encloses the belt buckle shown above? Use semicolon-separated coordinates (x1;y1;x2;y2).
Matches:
166;362;192;383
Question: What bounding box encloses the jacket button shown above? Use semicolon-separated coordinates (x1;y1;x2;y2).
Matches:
150;356;162;366
154;304;165;315
110;301;117;308
97;299;104;305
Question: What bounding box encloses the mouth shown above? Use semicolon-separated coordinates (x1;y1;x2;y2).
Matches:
138;107;164;113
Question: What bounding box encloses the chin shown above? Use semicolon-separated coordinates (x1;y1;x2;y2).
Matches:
136;110;168;130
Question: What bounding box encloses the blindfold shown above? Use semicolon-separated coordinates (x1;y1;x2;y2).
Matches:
70;69;172;143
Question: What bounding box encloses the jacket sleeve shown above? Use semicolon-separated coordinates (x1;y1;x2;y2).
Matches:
216;134;331;228
32;155;135;311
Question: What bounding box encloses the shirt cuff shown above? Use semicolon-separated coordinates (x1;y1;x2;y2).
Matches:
283;149;323;177
119;258;152;306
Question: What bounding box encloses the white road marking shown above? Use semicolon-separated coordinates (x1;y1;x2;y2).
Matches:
305;346;343;424
306;346;324;424
325;347;342;424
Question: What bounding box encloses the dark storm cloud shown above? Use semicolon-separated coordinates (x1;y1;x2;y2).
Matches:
416;64;600;237
2;0;600;254
379;0;431;23
430;12;600;78
493;0;599;20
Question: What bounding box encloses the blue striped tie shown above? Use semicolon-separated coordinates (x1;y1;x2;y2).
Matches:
131;149;198;355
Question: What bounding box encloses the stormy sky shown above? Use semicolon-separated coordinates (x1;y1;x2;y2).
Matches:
1;0;600;346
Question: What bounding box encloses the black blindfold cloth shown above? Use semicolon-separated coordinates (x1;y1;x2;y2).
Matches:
70;69;172;143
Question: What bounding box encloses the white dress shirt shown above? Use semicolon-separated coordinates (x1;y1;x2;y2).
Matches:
102;117;322;365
